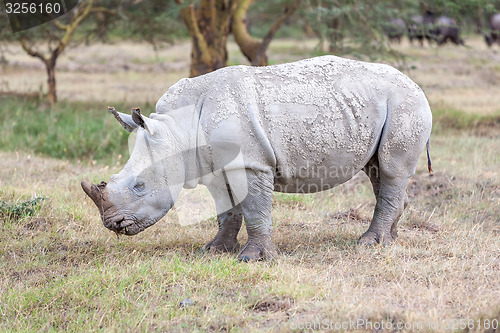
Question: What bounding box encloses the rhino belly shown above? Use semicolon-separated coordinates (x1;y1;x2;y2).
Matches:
272;151;369;194
265;102;385;194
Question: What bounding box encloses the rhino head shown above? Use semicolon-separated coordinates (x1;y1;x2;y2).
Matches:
81;107;186;235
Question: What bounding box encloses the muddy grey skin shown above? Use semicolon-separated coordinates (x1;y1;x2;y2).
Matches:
484;13;500;47
81;56;433;261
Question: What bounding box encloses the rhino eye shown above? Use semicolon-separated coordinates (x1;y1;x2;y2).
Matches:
134;181;145;190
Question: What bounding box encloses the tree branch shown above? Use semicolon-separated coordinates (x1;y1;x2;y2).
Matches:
233;0;301;66
19;37;48;64
253;0;301;65
232;0;261;63
90;7;117;15
52;0;96;61
52;19;68;30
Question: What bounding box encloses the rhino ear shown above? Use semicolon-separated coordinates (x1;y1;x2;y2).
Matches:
131;107;156;135
108;106;137;132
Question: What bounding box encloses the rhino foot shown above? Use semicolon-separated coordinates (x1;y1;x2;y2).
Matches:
203;237;240;253
358;231;395;247
238;237;277;262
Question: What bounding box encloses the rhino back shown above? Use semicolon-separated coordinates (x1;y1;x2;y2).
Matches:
159;56;427;192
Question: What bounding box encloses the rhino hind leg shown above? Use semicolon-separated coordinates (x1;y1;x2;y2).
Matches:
359;155;403;245
362;155;409;244
238;170;277;261
358;174;408;246
203;205;243;253
359;99;431;246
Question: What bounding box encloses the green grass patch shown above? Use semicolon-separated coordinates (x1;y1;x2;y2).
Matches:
431;106;500;132
273;193;315;207
0;96;132;165
0;195;46;221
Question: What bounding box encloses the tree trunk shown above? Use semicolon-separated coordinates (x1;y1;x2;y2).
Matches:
178;0;300;75
17;0;106;105
180;0;233;77
232;0;300;66
232;0;264;65
45;59;57;105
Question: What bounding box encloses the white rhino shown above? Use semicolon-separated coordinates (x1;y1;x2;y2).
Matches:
81;55;432;261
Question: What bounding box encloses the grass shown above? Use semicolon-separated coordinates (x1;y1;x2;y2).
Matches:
0;38;499;332
0;194;46;220
0;96;130;165
0;106;498;332
431;106;500;135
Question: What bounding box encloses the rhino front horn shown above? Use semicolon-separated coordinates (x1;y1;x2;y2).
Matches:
81;180;107;215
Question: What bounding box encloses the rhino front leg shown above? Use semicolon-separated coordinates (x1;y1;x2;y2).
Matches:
238;170;277;261
204;186;243;253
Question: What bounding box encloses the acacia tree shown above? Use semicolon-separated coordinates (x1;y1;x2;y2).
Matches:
233;0;301;66
0;0;116;105
176;0;301;77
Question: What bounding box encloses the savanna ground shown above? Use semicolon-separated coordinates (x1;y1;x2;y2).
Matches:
0;36;499;332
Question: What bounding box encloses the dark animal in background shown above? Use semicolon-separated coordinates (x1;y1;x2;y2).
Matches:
484;13;500;47
434;16;464;45
385;18;406;43
408;13;435;46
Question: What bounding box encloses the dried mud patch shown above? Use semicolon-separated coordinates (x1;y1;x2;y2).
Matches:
473;179;500;199
23;217;52;231
9;267;69;288
404;212;441;233
407;172;455;199
249;296;295;313
326;208;371;225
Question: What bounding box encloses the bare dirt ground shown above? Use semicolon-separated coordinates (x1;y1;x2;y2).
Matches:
0;37;499;332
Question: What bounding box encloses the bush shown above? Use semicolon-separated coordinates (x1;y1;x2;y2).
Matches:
0;195;46;221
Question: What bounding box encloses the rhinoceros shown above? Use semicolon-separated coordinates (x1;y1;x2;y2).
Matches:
485;13;500;47
81;56;433;261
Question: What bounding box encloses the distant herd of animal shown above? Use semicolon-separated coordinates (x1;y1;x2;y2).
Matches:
385;12;500;47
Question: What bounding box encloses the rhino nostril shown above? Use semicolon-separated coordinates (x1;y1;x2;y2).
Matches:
120;220;134;228
115;218;125;228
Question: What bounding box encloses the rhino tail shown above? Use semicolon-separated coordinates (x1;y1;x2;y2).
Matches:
426;138;433;173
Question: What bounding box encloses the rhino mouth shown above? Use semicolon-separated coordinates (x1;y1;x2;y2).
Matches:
103;214;154;236
104;215;136;235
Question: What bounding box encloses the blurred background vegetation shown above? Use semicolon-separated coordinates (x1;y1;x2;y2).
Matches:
0;0;499;165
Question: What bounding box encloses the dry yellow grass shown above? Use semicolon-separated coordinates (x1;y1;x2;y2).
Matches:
0;37;499;332
0;130;498;331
